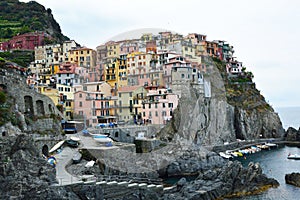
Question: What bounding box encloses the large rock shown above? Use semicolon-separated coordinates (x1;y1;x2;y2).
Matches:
285;173;300;187
164;161;279;200
285;127;300;141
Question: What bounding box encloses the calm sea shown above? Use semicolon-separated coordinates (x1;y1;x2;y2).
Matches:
228;107;300;200
228;145;300;200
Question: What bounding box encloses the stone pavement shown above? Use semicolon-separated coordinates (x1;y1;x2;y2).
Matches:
54;146;82;185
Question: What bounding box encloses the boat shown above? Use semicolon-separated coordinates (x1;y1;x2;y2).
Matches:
231;151;243;157
49;140;65;153
93;134;113;143
287;154;300;160
230;152;239;157
70;136;80;142
65;139;79;148
265;142;278;147
219;152;232;159
72;152;82;164
257;144;270;150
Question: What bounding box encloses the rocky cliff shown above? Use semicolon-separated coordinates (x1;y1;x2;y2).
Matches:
0;67;63;135
0;0;69;42
159;58;285;146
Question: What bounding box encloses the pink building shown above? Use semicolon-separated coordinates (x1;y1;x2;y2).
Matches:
0;41;9;51
73;82;116;127
142;86;178;125
0;32;50;51
120;40;139;54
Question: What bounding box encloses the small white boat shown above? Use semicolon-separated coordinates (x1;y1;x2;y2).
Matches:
93;134;113;143
49;140;65;153
70;136;81;142
265;142;278;147
287;154;300;160
219;152;233;159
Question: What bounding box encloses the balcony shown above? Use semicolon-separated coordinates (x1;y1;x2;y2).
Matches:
86;96;94;100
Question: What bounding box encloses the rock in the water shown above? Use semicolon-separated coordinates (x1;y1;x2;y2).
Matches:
285;173;300;187
285;127;300;141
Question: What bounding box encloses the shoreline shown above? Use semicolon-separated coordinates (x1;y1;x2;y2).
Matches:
211;139;300;153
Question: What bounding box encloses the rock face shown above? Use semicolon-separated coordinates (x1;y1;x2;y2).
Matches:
164;161;279;200
285;127;300;141
285;173;300;187
0;68;62;135
160;62;285;146
0;135;59;199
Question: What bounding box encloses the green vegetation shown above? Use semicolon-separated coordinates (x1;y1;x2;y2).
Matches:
212;57;272;112
0;0;69;42
0;50;34;67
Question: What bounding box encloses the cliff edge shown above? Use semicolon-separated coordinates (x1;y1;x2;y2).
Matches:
159;57;285;146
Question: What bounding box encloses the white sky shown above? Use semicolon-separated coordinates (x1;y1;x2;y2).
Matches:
21;0;300;108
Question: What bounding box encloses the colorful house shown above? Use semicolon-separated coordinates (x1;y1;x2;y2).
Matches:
117;85;146;122
142;86;178;125
73;82;116;127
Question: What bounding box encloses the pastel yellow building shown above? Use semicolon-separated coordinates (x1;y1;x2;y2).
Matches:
36;86;60;106
117;85;146;122
69;47;97;68
103;41;121;89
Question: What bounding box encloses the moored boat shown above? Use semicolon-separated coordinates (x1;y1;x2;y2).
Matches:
265;142;278;147
287;154;300;160
219;152;233;159
49;140;65;153
93;134;113;143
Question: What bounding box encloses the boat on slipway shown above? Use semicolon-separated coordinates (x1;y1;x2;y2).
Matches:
49;140;65;153
92;134;113;143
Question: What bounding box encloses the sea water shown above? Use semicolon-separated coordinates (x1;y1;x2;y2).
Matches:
228;145;300;200
228;107;300;200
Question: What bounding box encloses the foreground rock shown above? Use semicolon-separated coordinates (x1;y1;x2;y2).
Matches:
164;161;279;200
285;173;300;187
0;134;74;199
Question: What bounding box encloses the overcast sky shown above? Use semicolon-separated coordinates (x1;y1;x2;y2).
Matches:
21;0;300;109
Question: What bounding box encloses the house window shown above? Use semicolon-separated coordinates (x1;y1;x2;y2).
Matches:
149;104;151;109
168;103;173;108
79;93;82;98
181;74;185;78
79;102;82;107
163;103;165;108
155;111;158;116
